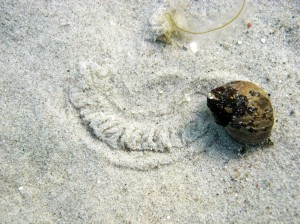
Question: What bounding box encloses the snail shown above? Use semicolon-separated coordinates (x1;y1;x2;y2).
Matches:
207;80;274;145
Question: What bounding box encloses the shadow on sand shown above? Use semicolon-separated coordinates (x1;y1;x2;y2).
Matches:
183;102;267;162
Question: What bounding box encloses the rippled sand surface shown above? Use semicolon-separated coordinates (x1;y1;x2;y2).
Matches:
1;0;299;223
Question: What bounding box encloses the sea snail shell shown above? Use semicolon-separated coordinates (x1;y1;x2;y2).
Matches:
207;80;274;145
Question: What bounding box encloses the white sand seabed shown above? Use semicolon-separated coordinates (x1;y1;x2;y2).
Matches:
0;0;299;223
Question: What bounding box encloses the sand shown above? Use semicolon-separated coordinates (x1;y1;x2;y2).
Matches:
0;0;299;223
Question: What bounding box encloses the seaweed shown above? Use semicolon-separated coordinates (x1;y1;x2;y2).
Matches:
165;0;246;35
154;0;246;44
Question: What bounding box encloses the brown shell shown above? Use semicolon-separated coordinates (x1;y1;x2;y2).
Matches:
207;80;274;145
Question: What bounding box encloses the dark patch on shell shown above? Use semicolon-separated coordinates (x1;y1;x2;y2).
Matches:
207;86;248;126
249;90;260;97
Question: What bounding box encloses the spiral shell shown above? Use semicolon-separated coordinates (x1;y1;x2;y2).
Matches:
207;80;274;145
